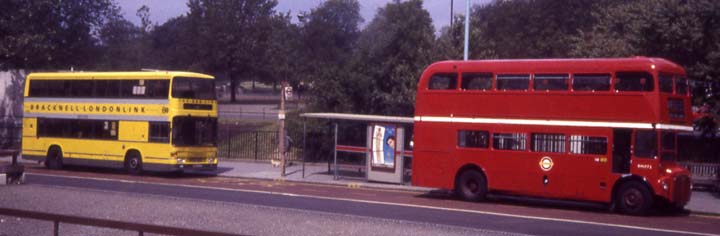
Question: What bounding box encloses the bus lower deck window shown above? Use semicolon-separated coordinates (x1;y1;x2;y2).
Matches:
531;133;565;153
458;130;489;148
569;135;607;155
492;133;526;151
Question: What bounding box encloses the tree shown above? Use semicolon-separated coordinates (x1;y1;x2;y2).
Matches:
97;17;142;70
263;12;301;88
298;0;364;112
354;0;435;116
150;15;203;71
186;0;278;102
0;0;121;70
571;0;720;103
461;0;603;59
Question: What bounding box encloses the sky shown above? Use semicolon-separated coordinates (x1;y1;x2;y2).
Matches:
118;0;491;33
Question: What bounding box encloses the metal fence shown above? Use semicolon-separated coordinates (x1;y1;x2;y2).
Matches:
0;117;22;149
0;207;244;236
217;128;304;162
678;162;720;190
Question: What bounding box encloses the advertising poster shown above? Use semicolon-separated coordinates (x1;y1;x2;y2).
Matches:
371;124;396;168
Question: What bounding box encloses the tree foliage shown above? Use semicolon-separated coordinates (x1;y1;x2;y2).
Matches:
186;0;278;101
298;0;363;113
571;0;720;89
0;0;120;70
355;0;435;116
3;0;720;110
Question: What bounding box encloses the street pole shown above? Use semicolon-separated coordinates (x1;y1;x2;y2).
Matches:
464;0;470;61
279;82;286;177
450;0;454;28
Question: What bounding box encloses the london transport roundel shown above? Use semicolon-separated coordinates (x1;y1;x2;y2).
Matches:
539;156;554;171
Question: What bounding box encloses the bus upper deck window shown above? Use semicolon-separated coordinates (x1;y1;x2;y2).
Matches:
534;74;569;91
615;71;654;92
572;74;610;91
659;74;674;93
497;74;530;91
428;73;458;90
676;77;688;95
461;73;492;90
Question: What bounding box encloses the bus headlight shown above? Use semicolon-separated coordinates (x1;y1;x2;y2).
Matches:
176;158;185;164
662;181;669;191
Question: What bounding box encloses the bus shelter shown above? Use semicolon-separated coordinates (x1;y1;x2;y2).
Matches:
300;113;413;184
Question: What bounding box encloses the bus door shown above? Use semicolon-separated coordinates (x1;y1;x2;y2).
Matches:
612;129;632;174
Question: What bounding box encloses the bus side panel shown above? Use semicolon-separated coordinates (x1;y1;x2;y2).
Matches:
119;121;149;142
411;122;455;190
136;142;173;165
21;117;46;160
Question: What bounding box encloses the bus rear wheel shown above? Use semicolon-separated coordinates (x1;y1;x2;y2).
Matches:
46;147;63;170
616;181;653;215
125;151;143;175
456;170;487;202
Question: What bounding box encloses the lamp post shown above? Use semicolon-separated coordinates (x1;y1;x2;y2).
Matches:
279;82;287;177
464;0;470;61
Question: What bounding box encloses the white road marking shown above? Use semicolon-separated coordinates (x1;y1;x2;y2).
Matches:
28;173;719;236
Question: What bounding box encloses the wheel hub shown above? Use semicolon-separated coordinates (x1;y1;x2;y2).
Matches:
623;189;642;208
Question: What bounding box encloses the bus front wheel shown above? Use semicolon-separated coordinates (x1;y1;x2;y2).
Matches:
125;151;143;175
616;181;653;215
46;147;63;170
456;170;487;202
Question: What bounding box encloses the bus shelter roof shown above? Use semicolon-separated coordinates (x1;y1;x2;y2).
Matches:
300;113;414;124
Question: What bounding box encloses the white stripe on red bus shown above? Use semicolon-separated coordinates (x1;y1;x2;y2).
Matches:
414;116;693;131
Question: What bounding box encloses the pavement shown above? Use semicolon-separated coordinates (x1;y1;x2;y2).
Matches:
3;155;720;216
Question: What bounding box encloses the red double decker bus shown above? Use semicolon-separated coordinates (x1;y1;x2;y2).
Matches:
411;57;692;215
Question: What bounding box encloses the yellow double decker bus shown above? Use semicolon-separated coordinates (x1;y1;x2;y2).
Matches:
21;71;218;174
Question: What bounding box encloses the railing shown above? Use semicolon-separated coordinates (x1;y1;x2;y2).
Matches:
0;117;22;149
0;207;245;236
218;110;278;121
217;129;304;162
679;162;720;189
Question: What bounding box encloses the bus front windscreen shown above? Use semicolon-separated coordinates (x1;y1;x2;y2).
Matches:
172;117;217;147
172;77;216;100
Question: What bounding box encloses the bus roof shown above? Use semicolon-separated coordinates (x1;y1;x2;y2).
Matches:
27;71;214;80
425;57;686;75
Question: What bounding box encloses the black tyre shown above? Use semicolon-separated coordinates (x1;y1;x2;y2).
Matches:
456;170;488;202
125;151;143;175
616;181;654;215
46;147;63;170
